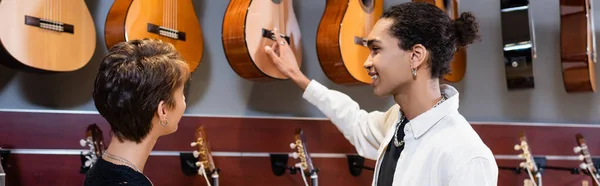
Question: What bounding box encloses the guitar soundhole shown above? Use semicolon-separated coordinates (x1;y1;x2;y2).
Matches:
361;0;373;8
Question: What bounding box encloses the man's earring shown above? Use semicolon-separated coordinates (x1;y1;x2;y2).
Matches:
160;119;168;127
411;68;417;79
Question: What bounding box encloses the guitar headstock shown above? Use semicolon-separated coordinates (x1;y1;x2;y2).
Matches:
79;124;105;172
513;132;540;184
191;126;217;176
290;128;316;176
574;133;600;184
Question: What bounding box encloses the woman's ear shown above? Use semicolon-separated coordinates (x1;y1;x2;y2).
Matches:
156;100;167;121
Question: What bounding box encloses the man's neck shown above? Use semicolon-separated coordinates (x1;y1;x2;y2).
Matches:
104;135;157;172
393;79;443;120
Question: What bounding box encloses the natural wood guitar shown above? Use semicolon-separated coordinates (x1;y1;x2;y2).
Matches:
104;0;204;72
413;0;466;82
0;0;96;72
559;0;597;92
222;0;302;81
315;0;383;85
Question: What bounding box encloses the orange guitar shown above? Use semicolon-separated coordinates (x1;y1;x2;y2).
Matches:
413;0;466;82
222;0;302;81
0;0;96;72
104;0;204;72
559;0;596;92
315;0;383;85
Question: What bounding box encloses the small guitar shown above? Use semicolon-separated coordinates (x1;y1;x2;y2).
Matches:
413;0;466;83
104;0;204;72
500;0;537;90
574;133;600;186
191;126;219;186
222;0;302;81
290;128;318;186
79;124;106;173
0;0;96;72
514;132;542;186
559;0;597;92
315;0;383;85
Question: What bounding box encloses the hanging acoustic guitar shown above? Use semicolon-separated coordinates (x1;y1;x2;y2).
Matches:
79;124;106;173
104;0;204;72
315;0;383;85
222;0;302;81
574;133;600;186
0;0;96;72
413;0;467;82
514;132;542;186
559;0;597;92
499;0;537;90
191;126;219;186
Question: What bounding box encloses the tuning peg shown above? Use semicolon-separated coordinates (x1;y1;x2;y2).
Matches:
190;142;197;147
514;144;521;151
518;154;524;158
80;139;87;147
195;161;201;167
85;160;92;167
292;152;299;159
574;146;582;153
82;151;90;155
580;163;588;169
579;155;585;161
519;162;526;168
193;150;199;158
295;162;303;169
290;143;296;149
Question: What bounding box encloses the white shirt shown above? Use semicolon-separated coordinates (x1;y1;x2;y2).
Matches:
302;80;498;186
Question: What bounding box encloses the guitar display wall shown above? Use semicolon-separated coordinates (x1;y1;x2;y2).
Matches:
1;111;600;186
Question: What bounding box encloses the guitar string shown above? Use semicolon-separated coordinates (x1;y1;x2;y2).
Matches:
175;0;178;30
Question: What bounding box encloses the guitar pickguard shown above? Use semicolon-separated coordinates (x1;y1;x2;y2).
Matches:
500;0;536;90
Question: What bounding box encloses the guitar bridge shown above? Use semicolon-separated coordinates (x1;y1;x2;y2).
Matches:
24;15;74;34
147;23;186;41
262;28;290;44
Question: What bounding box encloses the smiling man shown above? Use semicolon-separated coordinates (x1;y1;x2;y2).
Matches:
263;2;498;186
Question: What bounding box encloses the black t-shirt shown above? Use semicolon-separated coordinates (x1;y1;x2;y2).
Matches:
84;158;152;186
376;117;409;186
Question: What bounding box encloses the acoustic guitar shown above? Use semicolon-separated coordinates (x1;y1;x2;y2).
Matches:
222;0;302;81
574;133;600;186
500;0;537;90
0;0;96;72
290;128;318;186
559;0;597;92
191;126;219;186
79;124;106;173
514;132;542;186
104;0;204;72
413;0;466;82
315;0;383;85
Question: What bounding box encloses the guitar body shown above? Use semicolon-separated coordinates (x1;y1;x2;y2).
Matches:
104;0;204;72
222;0;302;81
559;0;596;92
0;0;96;72
500;0;537;90
414;0;466;82
316;0;383;85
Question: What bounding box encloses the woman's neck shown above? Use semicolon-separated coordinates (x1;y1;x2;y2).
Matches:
103;135;157;173
393;78;443;120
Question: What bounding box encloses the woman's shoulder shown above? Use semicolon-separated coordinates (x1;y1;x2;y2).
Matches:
83;158;152;186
